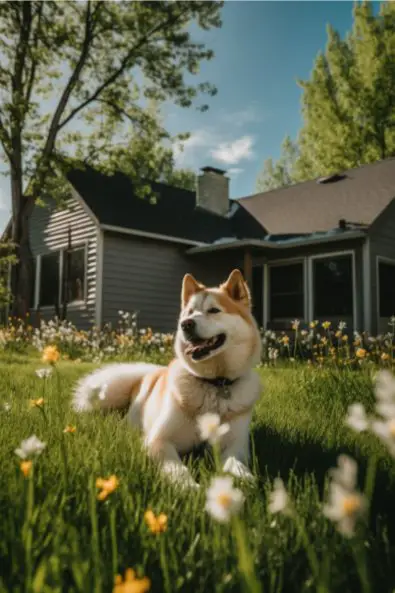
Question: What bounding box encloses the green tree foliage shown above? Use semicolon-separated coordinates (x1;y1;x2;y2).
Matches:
0;0;222;315
256;0;395;188
255;136;298;192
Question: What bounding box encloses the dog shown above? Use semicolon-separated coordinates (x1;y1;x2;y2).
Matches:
72;269;263;489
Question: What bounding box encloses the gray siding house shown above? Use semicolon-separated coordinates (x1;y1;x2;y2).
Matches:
10;158;395;334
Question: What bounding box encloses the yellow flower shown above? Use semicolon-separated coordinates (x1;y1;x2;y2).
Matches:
144;509;168;534
381;352;390;361
30;398;44;408
282;335;290;345
20;460;32;478
342;335;349;342
320;337;328;345
335;330;342;339
113;569;151;593
356;348;367;359
309;321;318;329
63;425;76;434
96;475;119;501
42;345;60;364
322;321;331;330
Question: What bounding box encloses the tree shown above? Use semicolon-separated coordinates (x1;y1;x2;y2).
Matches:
0;1;222;316
294;0;395;181
255;135;298;191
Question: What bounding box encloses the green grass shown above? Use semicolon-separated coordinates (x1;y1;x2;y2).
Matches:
1;359;395;593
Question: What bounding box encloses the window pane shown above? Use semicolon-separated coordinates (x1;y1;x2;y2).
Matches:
270;263;304;319
65;248;85;303
40;253;59;307
379;262;395;318
313;255;353;317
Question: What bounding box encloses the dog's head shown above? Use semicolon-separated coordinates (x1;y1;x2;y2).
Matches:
175;269;262;379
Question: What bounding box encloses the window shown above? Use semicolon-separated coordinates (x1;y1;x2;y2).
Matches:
269;262;304;319
63;247;86;303
37;245;86;308
251;266;263;327
39;252;60;307
378;261;395;318
313;254;353;317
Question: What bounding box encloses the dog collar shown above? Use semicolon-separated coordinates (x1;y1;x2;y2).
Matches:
201;376;237;399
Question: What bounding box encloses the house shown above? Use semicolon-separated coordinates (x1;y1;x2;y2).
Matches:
6;158;395;334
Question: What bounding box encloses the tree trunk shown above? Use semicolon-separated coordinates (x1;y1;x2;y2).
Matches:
10;172;34;318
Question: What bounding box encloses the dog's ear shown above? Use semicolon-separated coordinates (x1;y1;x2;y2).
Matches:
221;269;251;308
181;273;205;308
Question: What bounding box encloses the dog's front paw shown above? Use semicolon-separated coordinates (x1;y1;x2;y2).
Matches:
161;461;200;491
223;456;255;482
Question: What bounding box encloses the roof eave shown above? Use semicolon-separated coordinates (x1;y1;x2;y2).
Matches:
186;230;367;255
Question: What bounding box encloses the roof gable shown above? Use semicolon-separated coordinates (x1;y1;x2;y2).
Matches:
238;158;395;235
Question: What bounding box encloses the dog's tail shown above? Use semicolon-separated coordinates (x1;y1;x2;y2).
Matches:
72;362;163;412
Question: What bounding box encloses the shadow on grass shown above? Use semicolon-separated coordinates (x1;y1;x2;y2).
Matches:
251;422;395;537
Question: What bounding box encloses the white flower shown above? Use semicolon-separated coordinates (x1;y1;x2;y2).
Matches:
338;321;347;331
291;319;300;329
268;478;290;515
345;403;369;433
323;455;366;537
371;418;395;456
15;435;46;460
2;402;11;412
197;413;229;445
35;368;53;379
375;370;395;416
205;476;245;523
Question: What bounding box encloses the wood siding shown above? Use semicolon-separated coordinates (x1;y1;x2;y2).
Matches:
369;199;395;334
29;192;98;329
101;232;239;332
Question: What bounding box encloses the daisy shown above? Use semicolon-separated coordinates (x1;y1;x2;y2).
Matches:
205;476;245;523
35;368;53;379
15;435;46;460
345;403;369;433
268;478;291;515
197;413;229;445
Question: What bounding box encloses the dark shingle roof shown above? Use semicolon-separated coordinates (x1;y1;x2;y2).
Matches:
67;166;266;244
238;158;395;235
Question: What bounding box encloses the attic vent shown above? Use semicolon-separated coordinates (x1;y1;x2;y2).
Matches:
317;173;347;185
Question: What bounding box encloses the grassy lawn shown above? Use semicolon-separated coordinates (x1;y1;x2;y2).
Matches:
1;357;395;593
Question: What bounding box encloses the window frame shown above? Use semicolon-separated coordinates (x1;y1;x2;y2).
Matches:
308;250;357;328
267;257;307;323
34;242;88;310
376;255;395;325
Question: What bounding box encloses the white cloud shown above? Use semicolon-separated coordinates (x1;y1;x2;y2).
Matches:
227;167;244;177
210;136;254;165
173;129;217;169
220;105;263;127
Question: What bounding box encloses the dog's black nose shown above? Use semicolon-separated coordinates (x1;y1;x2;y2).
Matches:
181;318;196;334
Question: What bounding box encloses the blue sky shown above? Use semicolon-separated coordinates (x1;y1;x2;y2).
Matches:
0;0;382;231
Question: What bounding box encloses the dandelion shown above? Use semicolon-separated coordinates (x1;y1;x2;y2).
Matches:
15;435;46;459
113;569;151;593
322;321;331;330
205;476;245;523
29;397;44;408
96;474;119;501
42;345;60;364
268;478;291;515
345;403;369;433
197;413;229;445
20;460;32;478
355;348;367;359
144;509;168;534
35;368;53;379
323;455;366;537
63;425;76;434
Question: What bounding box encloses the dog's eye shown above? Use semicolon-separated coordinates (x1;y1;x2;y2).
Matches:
207;307;221;314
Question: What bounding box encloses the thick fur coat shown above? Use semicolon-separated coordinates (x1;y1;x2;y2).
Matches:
73;269;263;488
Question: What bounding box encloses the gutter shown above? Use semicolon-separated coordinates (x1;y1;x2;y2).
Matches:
100;224;207;247
186;230;367;255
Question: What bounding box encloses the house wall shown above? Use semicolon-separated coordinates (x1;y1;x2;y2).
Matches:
251;239;365;332
101;232;240;332
369;199;395;334
29;191;98;329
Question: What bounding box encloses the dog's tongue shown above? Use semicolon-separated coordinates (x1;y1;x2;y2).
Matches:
185;337;215;354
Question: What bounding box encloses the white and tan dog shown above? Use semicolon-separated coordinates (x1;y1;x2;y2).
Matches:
73;269;262;489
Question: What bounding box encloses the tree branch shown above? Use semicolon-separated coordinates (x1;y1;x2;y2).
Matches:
24;3;44;112
57;5;189;131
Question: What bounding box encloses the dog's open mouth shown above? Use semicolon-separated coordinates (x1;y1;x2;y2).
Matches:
185;333;226;360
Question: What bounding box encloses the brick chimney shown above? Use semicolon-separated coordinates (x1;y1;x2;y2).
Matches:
196;166;229;216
